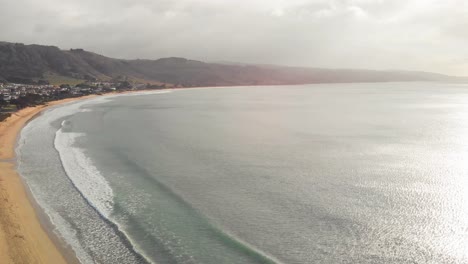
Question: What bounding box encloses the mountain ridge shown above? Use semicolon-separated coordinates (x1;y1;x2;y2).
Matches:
0;41;466;86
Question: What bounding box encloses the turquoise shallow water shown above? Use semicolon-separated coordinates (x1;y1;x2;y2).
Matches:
18;83;468;263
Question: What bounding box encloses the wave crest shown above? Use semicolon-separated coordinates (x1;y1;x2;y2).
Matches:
54;121;114;218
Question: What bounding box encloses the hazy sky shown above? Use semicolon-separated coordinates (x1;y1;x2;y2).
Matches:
0;0;467;75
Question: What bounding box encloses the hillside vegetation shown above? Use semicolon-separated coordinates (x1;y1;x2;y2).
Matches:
0;41;466;86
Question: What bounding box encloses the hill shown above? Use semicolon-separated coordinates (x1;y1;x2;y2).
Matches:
0;41;466;86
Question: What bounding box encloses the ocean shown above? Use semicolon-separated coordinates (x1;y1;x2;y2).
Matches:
17;83;468;263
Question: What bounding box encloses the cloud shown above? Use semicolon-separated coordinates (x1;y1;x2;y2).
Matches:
0;0;466;75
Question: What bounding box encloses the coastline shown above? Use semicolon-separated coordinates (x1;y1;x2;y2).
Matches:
0;95;99;264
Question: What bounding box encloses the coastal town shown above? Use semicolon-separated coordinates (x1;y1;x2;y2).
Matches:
0;81;167;121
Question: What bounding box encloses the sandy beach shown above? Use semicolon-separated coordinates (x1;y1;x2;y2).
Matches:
0;95;97;264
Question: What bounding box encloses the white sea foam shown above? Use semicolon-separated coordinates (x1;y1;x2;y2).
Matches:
19;91;173;264
54;122;114;218
49;211;95;264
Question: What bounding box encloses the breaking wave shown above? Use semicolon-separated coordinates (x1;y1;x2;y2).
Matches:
54;123;114;218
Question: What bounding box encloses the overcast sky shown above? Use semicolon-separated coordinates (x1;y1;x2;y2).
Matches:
0;0;467;75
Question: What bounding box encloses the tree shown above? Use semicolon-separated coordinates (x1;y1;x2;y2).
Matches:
0;98;7;109
12;94;43;109
117;81;132;89
76;83;91;88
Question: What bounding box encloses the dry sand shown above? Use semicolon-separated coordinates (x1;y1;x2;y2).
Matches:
0;95;98;264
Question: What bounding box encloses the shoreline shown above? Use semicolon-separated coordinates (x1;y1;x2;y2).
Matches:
0;95;100;264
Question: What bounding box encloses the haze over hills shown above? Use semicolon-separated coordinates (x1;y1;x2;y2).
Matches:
0;41;466;86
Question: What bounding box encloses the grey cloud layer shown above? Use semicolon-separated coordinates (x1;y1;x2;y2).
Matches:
0;0;467;75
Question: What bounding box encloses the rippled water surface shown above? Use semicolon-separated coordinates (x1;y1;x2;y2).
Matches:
18;83;468;263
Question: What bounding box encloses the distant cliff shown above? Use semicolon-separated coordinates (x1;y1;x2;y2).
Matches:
0;41;466;85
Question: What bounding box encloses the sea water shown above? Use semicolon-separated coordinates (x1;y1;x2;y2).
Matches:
17;84;468;263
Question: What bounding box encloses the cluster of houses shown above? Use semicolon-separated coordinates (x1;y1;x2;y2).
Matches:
0;82;127;104
0;83;53;102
